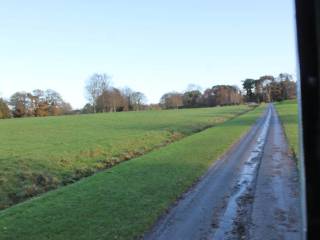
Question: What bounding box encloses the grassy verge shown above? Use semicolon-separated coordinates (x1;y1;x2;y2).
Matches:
0;106;250;209
0;105;265;240
274;100;299;156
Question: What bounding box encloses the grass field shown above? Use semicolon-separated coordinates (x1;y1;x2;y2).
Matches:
275;100;299;156
0;106;251;209
0;105;265;240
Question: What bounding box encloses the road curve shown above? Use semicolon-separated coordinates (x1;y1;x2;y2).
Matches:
144;104;301;240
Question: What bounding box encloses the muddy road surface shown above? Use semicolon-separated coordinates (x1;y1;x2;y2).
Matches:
144;104;301;240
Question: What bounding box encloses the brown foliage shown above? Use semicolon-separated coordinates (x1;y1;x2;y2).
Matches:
202;85;242;107
9;89;72;118
160;92;184;109
96;88;128;112
0;98;11;119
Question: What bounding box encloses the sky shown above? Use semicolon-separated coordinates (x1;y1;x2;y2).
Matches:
0;0;296;109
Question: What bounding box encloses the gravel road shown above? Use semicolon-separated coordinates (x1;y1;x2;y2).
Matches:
144;104;301;240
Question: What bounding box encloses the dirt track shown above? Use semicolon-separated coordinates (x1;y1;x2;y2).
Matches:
144;104;301;240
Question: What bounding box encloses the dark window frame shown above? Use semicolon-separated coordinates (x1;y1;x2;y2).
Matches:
295;0;320;239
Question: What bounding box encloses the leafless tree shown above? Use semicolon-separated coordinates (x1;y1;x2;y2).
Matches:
122;88;146;111
160;92;183;109
85;73;111;113
131;91;146;111
10;92;29;117
96;88;127;112
122;87;133;110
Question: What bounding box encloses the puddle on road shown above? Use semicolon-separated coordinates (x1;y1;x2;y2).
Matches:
212;107;272;239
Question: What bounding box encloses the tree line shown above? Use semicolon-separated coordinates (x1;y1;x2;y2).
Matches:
160;85;242;109
0;89;72;119
242;73;296;103
0;72;297;119
83;73;147;113
159;73;296;109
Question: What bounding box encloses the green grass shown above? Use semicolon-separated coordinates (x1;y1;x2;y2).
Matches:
0;105;265;240
0;106;250;209
275;100;299;156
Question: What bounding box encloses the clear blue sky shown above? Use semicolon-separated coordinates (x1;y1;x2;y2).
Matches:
0;0;296;109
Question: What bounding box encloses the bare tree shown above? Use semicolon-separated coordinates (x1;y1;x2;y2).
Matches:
122;87;133;110
10;92;29;117
160;92;183;109
121;88;146;111
96;88;127;112
131;91;146;111
201;85;241;107
45;89;63;106
85;73;111;113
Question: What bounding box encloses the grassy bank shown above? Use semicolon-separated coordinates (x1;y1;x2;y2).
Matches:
0;105;265;240
0;106;251;209
275;100;299;156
